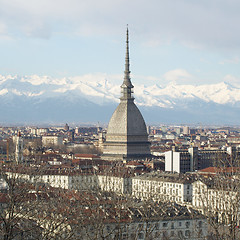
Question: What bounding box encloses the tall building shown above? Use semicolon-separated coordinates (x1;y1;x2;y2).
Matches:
165;147;232;173
15;131;24;163
103;28;151;161
183;126;190;135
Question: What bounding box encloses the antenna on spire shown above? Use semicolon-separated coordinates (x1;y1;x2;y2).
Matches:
126;25;129;49
121;26;134;101
123;25;131;86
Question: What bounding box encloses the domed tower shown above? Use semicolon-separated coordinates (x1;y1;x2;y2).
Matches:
103;28;151;161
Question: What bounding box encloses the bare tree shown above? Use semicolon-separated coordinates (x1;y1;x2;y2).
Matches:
0;161;207;240
0;163;78;240
193;165;240;240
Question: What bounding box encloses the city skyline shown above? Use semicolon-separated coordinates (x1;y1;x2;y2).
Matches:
0;0;240;87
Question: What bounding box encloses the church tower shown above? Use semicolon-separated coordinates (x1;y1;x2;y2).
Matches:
15;131;24;163
103;28;151;161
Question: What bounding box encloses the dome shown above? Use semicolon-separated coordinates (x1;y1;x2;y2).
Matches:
107;101;148;136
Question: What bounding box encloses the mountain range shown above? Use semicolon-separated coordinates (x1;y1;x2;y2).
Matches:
0;74;240;125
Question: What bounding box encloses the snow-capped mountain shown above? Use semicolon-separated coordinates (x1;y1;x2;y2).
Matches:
0;74;240;125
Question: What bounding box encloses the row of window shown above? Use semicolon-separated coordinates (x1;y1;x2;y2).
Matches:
133;181;183;189
133;230;193;239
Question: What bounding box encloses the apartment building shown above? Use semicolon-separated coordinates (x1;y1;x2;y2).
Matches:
165;147;232;173
132;172;192;204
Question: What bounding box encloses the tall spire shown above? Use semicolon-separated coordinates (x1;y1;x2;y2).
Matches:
121;26;134;100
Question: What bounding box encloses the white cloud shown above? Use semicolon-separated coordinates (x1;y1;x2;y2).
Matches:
0;22;7;34
163;69;192;83
0;22;12;40
0;0;240;51
131;75;161;85
219;57;239;65
223;74;240;86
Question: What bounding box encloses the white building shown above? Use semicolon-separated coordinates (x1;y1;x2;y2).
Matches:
30;128;49;136
132;172;192;204
183;126;190;135
6;169;132;195
192;179;240;225
74;201;208;240
6;167;196;205
42;136;63;146
97;174;132;195
165;150;191;173
165;147;230;173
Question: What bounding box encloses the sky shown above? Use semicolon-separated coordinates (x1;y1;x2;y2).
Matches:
1;0;240;86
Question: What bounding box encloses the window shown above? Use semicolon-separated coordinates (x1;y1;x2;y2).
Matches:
138;232;144;239
138;223;143;229
185;221;190;228
198;229;203;237
130;233;135;239
171;223;174;229
162;231;168;238
163;222;168;227
122;233;127;239
179;222;182;227
178;230;183;237
185;230;191;237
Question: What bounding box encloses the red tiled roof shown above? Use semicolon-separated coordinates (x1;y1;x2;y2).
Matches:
0;193;8;203
198;167;240;174
126;161;144;166
74;154;99;158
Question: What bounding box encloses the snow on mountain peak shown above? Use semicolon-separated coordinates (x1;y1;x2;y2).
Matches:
0;89;8;95
1;74;240;108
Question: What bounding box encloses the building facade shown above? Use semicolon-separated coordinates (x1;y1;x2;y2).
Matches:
165;147;231;173
132;172;192;204
42;135;63;146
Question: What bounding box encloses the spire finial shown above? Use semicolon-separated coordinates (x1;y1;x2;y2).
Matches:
125;25;130;78
121;26;134;100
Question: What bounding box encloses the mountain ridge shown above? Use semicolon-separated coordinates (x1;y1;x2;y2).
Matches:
0;74;240;125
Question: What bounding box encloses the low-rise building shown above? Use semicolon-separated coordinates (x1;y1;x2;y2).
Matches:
77;202;207;240
132;172;193;204
42;136;63;146
192;178;240;225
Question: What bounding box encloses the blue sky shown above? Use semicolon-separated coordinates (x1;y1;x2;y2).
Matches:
1;0;240;86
